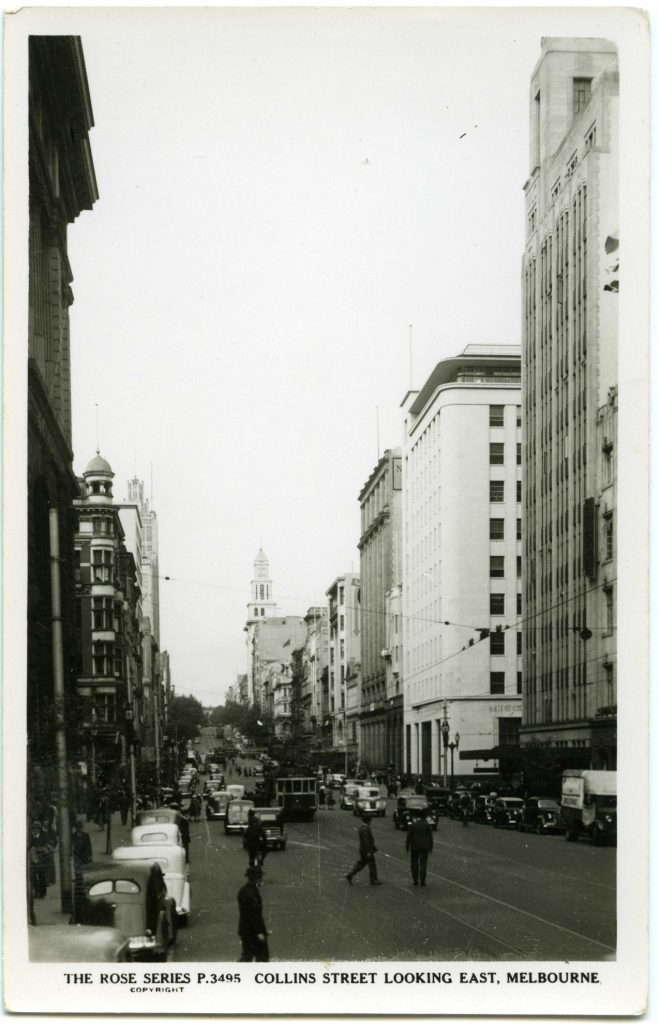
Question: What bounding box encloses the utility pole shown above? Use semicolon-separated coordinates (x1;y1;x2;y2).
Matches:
49;508;73;914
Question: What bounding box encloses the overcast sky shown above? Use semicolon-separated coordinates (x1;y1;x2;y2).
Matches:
58;6;626;707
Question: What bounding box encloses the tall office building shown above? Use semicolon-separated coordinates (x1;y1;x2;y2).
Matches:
358;449;403;771
401;345;522;784
521;39;618;768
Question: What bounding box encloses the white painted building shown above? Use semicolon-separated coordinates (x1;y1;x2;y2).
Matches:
244;549;278;705
401;345;522;784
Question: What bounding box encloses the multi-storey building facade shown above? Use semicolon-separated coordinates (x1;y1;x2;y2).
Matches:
358;449;403;771
74;454;140;779
249;617;307;721
299;606;329;737
326;575;361;766
521;39;618;768
27;36;98;779
401;345;522;783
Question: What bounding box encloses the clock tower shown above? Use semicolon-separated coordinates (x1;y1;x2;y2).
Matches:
247;548;277;622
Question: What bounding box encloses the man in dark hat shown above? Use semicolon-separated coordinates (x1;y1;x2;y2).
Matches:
405;811;434;886
345;814;382;886
237;865;269;962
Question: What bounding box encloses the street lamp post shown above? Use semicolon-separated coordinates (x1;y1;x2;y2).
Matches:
448;732;460;790
441;717;450;788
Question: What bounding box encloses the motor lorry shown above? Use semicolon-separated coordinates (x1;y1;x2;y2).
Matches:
561;769;617;844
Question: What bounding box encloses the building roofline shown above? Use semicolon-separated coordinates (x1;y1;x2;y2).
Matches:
407;346;521;417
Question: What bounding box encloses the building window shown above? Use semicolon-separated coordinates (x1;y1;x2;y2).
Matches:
516;406;522;427
573;77;592;116
93;518;108;535
585;122;597;150
516;480;522;503
490;480;504;502
517;671;522;695
490;593;505;615
517;443;522;466
490;556;505;578
517;593;522;616
92;642;112;677
517;556;522;578
260;584;264;599
92;549;113;582
604;587;614;634
490;443;504;465
340;614;345;630
490;519;505;540
517;518;522;541
516;632;522;655
498;717;521;747
603;512;614;561
490;672;505;695
96;692;117;724
489;405;504;427
92;597;113;630
490;631;505;656
260;607;265;616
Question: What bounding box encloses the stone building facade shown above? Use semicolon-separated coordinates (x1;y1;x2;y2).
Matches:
521;38;618;767
358;449;403;771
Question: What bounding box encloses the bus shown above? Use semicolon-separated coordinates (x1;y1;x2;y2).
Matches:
274;775;318;821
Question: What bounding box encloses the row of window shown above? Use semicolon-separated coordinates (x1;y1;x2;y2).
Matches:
490;480;523;503
490;593;523;616
489;632;522;656
489;405;522;427
490;672;523;695
490;556;522;578
490;443;522;465
490;518;522;540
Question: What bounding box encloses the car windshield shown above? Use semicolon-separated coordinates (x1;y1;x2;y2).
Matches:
405;799;428;808
502;799;523;807
538;800;560;809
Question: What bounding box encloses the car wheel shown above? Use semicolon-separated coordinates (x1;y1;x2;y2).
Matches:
536;821;544;835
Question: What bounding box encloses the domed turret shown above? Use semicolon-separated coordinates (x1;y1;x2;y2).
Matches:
82;450;114;504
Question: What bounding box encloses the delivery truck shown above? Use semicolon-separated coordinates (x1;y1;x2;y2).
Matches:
561;769;617;845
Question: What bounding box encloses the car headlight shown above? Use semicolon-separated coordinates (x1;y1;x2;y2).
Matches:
129;935;156;950
604;815;612;823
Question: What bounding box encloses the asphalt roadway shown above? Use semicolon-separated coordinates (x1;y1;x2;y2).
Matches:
174;736;616;962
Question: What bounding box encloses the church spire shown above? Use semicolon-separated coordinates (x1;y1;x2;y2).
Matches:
248;548;277;621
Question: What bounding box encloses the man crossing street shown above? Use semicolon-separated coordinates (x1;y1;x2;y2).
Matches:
345;814;382;886
405;812;434;886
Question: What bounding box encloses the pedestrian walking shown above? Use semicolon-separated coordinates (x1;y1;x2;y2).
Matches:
29;822;52;898
237;865;270;962
178;806;191;863
71;819;93;922
345;814;382;886
405;812;434;886
318;784;326;808
244;809;266;867
326;788;335;810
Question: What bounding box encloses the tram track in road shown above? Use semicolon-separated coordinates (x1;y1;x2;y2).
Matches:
290;817;616;960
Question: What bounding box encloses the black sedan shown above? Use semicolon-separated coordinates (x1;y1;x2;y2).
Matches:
517;797;562;834
492;797;524;829
392;795;438;831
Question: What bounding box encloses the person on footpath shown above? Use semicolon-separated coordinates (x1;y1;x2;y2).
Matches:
405;811;434;886
345;814;382;886
237;865;270;961
71;819;93;922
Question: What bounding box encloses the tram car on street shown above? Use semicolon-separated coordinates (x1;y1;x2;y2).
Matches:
274;772;318;821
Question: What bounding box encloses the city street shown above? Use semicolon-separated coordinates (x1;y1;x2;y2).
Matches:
175;745;615;962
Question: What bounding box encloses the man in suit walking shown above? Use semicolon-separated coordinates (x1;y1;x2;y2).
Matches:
405;812;434;886
237;865;269;961
345;814;382;886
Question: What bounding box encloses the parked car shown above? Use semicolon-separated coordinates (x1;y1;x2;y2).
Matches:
392;795;438;831
28;924;130;962
517;797;562;834
352;786;386;817
224;799;255;834
424;786;451;816
472;794;497;825
130;823;183;849
331;772;346;789
113;844;191;924
82;861;176;961
206;790;232;821
492;797;524;829
247;808;288;850
339;780;361;810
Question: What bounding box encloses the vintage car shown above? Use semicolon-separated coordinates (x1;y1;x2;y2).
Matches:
113;844;190;924
82;861;176;961
447;789;473;819
392;795;438;831
492;796;525;828
225;783;245;801
424;786;451;816
352;786;386;817
339;780;361;810
135;807;181;828
472;794;497;825
29;924;130;962
206;789;233;820
517;797;562;834
246;807;288;850
224;798;255;834
130;823;183;848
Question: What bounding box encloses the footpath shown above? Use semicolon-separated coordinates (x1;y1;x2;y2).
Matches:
34;812;133;926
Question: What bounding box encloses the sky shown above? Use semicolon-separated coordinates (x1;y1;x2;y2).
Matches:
58;6;628;707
